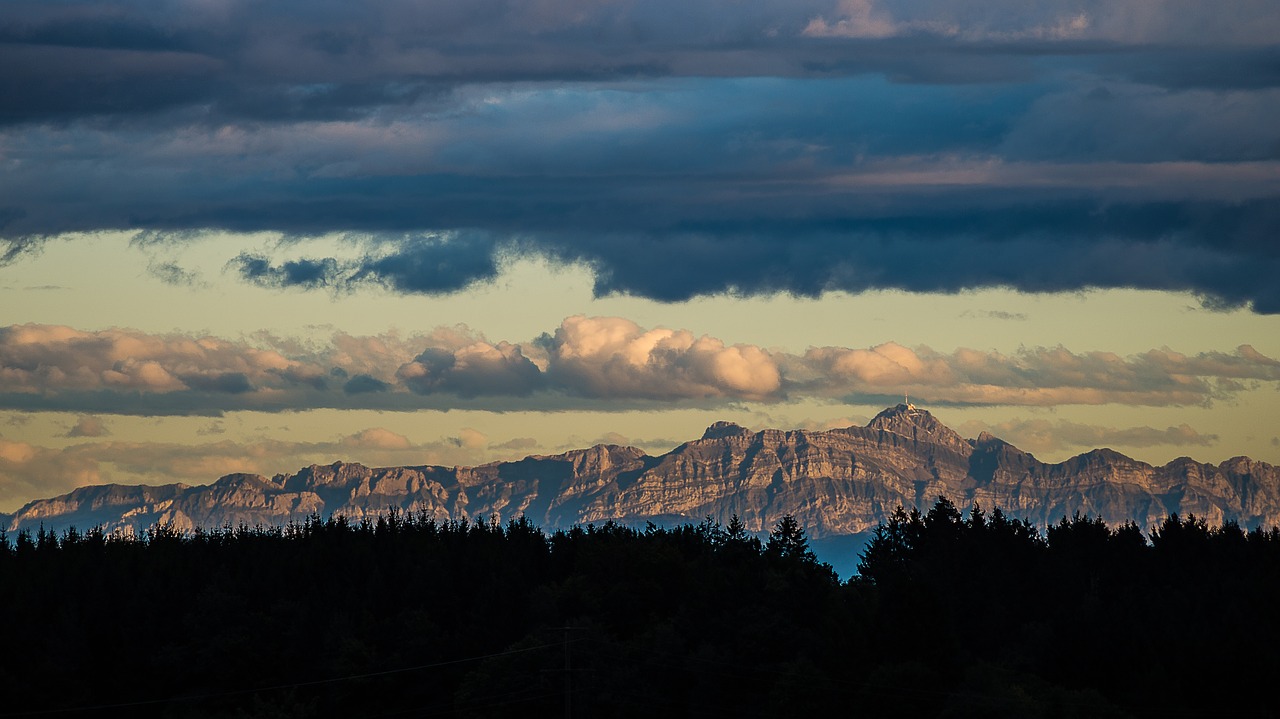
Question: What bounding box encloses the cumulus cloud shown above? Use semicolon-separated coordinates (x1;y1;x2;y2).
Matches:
1;319;1279;414
0;324;294;394
547;315;783;400
397;342;544;397
66;415;109;438
341;427;414;451
450;428;489;450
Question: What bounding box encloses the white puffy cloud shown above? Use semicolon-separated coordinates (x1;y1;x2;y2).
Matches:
547;315;783;400
450;428;489;450
801;342;956;386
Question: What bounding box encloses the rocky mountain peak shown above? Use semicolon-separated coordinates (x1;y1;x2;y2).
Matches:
7;406;1279;548
867;403;969;452
701;421;753;440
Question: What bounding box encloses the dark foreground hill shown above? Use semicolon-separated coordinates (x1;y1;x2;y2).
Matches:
3;503;1279;718
6;405;1279;549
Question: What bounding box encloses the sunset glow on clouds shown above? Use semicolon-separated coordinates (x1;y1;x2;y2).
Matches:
2;318;1277;413
0;0;1277;511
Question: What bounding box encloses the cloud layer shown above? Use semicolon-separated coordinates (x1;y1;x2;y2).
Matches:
957;418;1220;456
1;0;1278;310
2;317;1277;415
0;426;493;511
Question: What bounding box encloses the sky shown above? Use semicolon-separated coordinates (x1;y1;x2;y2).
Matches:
1;0;1278;513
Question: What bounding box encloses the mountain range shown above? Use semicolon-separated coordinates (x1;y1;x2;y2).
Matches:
5;405;1279;547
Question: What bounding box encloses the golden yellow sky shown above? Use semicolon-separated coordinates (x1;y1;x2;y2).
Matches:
1;231;1277;512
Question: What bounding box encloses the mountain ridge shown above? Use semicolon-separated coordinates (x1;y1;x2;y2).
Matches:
7;405;1280;539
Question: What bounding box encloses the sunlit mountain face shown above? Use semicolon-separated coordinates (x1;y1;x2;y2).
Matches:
7;405;1279;585
1;0;1278;514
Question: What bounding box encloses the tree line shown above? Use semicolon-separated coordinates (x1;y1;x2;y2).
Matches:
1;499;1278;717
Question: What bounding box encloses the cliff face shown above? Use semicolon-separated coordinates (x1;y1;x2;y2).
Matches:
8;405;1280;537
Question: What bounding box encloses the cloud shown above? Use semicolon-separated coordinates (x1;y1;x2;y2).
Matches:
803;0;1278;44
196;421;226;436
960;310;1027;321
0;3;1277;311
789;340;1280;406
232;254;340;291
147;260;205;287
546;315;783;400
804;0;900;38
342;374;390;394
591;432;633;447
804;3;1091;42
494;437;538;451
1;319;1279;414
0;323;293;394
0;427;498;512
450;428;488;450
0;0;1269;129
793;415;873;432
341;427;413;451
397;342;545;397
66;415;109;438
959;417;1219;455
0;437;105;510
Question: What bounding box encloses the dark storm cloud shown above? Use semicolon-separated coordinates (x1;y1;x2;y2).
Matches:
342;374;390;394
177;372;255;394
232;233;503;294
3;0;1275;127
220;195;1280;310
233;255;341;290
1100;47;1280;91
572;199;1280;310
2;0;1279;310
0;0;828;125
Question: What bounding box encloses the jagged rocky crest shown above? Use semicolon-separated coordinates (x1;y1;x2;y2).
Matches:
7;404;1280;538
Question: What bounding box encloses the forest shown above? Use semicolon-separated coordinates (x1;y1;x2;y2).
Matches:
2;498;1279;718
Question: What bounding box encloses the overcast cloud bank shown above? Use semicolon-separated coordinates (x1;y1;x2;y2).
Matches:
2;0;1278;310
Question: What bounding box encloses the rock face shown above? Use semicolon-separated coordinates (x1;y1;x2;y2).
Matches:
7;404;1280;538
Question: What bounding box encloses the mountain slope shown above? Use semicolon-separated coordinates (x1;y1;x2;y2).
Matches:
7;405;1280;537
